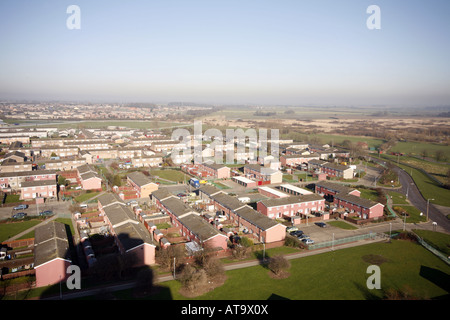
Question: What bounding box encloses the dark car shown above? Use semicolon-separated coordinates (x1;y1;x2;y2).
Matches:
12;212;27;219
39;210;53;216
290;230;304;237
177;193;187;197
315;222;327;228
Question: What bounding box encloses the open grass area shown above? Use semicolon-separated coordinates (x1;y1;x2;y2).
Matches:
327;220;358;230
413;229;450;256
74;192;101;203
359;188;379;201
150;169;190;183
0;220;43;242
396;163;450;207
393;206;427;224
389;141;450;162
387;191;409;205
111;240;450;300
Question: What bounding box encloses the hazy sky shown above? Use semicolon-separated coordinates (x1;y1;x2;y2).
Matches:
0;0;449;106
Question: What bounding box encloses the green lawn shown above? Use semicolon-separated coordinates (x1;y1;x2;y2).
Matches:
0;220;43;242
394;205;427;223
396;163;450;207
327;220;358;230
413;229;450;256
150;169;190;183
75;192;101;203
387;191;409;205
359;188;379;201
389;141;450;162
113;240;450;300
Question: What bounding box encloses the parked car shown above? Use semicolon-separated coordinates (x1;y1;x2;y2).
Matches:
286;226;298;233
177;193;187;197
315;222;327;228
39;210;53;216
13;204;28;210
302;238;315;245
298;234;310;240
290;230;304;237
12;212;27;219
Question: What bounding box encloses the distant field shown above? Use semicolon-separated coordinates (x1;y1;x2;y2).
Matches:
389;141;450;161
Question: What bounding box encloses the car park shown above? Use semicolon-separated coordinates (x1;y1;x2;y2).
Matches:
12;212;27;219
13;204;28;210
315;222;327;228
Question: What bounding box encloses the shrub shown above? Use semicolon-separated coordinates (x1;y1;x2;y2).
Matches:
178;264;208;292
268;255;291;276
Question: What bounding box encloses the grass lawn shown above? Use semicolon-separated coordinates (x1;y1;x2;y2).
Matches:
4;194;23;204
389;141;450;162
112;240;450;300
150;169;190;183
387;191;409;205
394;206;427;224
396;163;450;207
359;188;379;201
413;229;450;256
0;219;43;242
75;192;101;203
327;220;358;230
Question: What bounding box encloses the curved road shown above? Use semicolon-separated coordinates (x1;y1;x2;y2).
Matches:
368;156;450;233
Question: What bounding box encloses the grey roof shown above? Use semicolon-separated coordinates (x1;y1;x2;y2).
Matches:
127;171;154;187
211;192;245;211
34;221;71;267
334;193;382;209
97;192;125;207
199;185;222;197
0;169;57;178
20;179;56;188
315;181;356;194
161;197;195;218
179;214;224;241
151;188;174;201
103;203;155;250
234;205;280;231
321;162;351;171
259;194;324;208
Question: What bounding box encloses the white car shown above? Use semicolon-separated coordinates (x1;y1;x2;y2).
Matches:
302;239;315;245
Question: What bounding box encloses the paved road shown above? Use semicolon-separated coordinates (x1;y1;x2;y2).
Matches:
368;156;450;233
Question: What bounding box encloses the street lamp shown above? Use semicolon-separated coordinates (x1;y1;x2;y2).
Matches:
426;198;434;222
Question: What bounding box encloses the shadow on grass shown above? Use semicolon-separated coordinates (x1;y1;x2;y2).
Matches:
419;265;450;300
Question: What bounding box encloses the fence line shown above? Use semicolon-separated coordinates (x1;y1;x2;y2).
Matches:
307;232;380;250
411;232;450;266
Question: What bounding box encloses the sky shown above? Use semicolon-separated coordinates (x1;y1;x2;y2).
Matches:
0;0;449;106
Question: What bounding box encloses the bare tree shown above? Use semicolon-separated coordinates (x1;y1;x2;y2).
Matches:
268;255;291;276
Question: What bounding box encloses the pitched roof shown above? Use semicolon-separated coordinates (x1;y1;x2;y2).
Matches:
259;194;324;208
34;221;71;267
161;197;196;218
334;193;383;209
179;214;225;242
151;188;175;201
20;179;56;188
315;181;356;194
211;192;245;211
97;192;125;208
127;171;154;187
234;205;280;231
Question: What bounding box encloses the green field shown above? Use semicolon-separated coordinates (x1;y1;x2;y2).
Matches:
112;240;450;300
150;169;191;183
387;191;409;205
389;141;450;161
396;163;450;207
0;220;42;242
